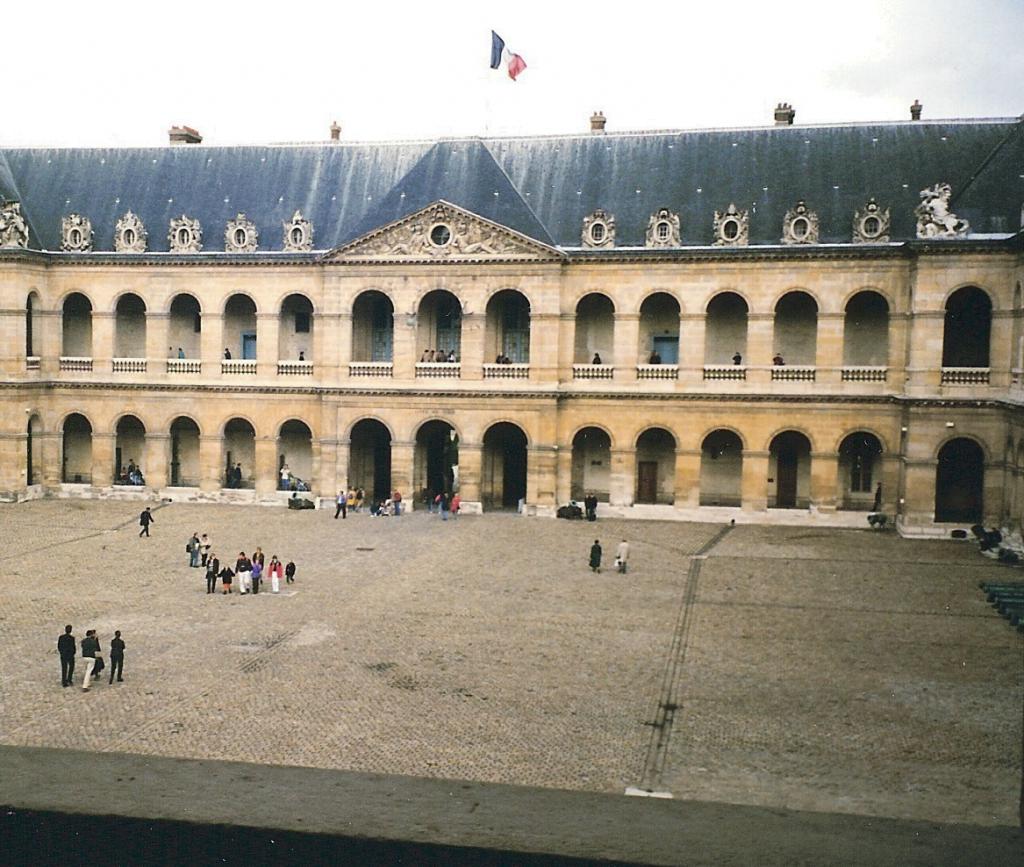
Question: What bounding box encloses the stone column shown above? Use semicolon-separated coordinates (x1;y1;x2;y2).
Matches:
558;313;576;380
393;314;417;381
91;432;115;487
530;313;560;383
989;310;1013;388
201;310;224;377
331;312;350;381
901;459;936;526
674;448;701;508
809;451;839;512
555;444;573;506
886;312;910;393
460;312;485;381
746;314;773;386
92;312;114;372
257;313;279;379
879;454;900;515
815;313;843;387
527;444;557;514
741;450;769;511
40;309;62;377
390;440;415;506
320;438;342;497
146;312;170;371
609;447;636;506
42;431;62;488
904;311;944;393
144;433;169;490
254;435;277;495
614;313;640;382
678;313;705;386
458;443;483;511
199;435;223;492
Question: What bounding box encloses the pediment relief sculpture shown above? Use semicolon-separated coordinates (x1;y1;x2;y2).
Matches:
60;213;94;252
852;198;890;243
114;211;147;252
645;208;681;247
713;203;749;247
0;199;30;249
915;183;969;238
331;202;558;262
781;200;819;245
168;215;203;252
283;210;313;252
225;213;258;253
582;209;615;248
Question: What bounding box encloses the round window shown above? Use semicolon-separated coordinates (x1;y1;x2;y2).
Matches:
590;222;606;243
123;228;136;247
430;224;451;247
791;217;809;239
177;228;190;246
862;216;880;237
656;221;670;242
722;219;739;240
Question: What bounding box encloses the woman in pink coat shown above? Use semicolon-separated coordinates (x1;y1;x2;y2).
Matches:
268;555;284;593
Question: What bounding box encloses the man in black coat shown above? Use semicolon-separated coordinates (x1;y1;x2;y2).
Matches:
139;507;154;537
57;625;76;687
108;631;125;684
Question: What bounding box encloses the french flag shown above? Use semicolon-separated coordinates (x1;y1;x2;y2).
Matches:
490;30;527;81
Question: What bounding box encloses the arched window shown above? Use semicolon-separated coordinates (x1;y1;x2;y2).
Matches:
942;287;991;368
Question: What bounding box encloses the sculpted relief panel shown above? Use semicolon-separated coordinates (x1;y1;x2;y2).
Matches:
0;199;30;248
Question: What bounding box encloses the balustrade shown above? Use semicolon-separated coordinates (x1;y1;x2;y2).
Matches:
703;365;746;381
573;364;614;380
940;367;990;385
636;364;678;380
112;358;147;373
277;360;314;376
349;361;394;378
59;357;93;372
483;363;529;379
771;366;816;382
841;366;887;382
415;362;461;379
167;359;201;374
221;359;257;375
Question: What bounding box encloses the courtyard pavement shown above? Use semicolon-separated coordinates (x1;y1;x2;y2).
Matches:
0;500;1020;827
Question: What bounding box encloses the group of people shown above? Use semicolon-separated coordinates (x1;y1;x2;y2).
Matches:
429;490;460;520
420;349;458;363
58;625;126;691
371;489;404;517
493;353;517;364
588;539;630;574
188;538;296;595
333;487;368;518
117;459;146;486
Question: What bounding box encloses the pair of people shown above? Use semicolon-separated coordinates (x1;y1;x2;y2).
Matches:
583;493;599;522
432;491;461;520
186;532;211;568
588;540;630;574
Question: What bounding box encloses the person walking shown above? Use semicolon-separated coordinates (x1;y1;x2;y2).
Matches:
589;540;603;573
138;507;154;537
80;629;100;691
268;555;283;593
200;534;211;567
615;539;630;574
355;488;364;513
205;554;220;594
219;563;235;594
250;558;263;594
285;560;296;585
392;489;402;516
188;533;201;568
335;489;346;519
58;625;76;688
108;631;125;683
439;491;450;521
235;552;252;594
346;487;356;514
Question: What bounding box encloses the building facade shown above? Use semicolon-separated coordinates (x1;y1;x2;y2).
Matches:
1;112;1022;532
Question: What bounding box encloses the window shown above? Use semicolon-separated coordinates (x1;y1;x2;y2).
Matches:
656;221;670;242
234;228;247;247
590;222;606;243
177;228;190;247
723;219;739;240
862;216;880;237
295;311;311;333
123;228;136;247
430;224;451;247
791;217;809;239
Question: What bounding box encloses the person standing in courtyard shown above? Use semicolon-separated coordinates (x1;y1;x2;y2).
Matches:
268;555;283;593
108;631;125;683
188;532;201;568
285;560;296;585
138;507;154;537
392;489;402;516
205;553;220;594
589;539;602;573
355;487;364;512
615;539;630;574
219;563;234;594
235;552;252;594
250;557;263;595
58;625;76;688
335;489;346;519
80;629;100;691
200;533;211;566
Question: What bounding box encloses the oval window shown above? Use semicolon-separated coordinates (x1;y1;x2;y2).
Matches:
290;226;304;245
590;222;606;243
234;228;247;246
723;219;739;240
177;228;190;246
123;228;136;247
430;224;451;246
656;221;670;242
863;216;880;237
69;229;81;246
792;217;809;239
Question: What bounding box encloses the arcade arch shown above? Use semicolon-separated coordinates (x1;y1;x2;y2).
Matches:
482;422;528;509
169;417;200;487
942;286;991;368
349;419;392;504
62;413;92;483
62;292;92;357
705;292;748;365
773;291;817;365
935;438;984;522
635;427;675;504
571;426;611;500
351;291;394;362
485;290;530;363
574;294;614;363
700;429;743;506
638;293;680;364
769;431;811;508
843;291;889;366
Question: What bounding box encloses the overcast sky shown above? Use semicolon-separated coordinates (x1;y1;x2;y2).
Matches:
4;0;1022;147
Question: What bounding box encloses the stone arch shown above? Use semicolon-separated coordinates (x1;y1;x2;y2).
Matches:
638;292;681;365
347;414;397;441
837;431;884;510
768;430;812;509
571;425;612;501
61;291;93;357
485;289;531;364
482;421;529;510
61;412;93;484
935;437;985;523
942;286;992;368
169;416;201;487
574;292;615;364
843;290;889;366
224;293;258;360
700;429;743;507
223;417;257;488
416;289;463;360
114;415;147;485
277;419;313;488
278;293;315;362
705;291;749;365
349;418;393;505
773;291;818;366
635;427;676;504
168;293;202;359
351;290;395;363
114;292;147;358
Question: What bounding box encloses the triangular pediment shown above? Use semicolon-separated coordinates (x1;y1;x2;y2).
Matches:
324;201;564;263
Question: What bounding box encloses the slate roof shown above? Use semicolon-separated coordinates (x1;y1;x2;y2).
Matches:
1;116;1021;252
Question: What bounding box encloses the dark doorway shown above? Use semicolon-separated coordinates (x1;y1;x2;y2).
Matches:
770;431;810;508
942;287;991;367
350;419;392;504
776;451;798;507
482;422;527;509
637;461;658;504
416;420;457;500
935;438;984;522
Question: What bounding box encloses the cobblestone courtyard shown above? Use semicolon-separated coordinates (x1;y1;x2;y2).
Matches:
1;500;1020;826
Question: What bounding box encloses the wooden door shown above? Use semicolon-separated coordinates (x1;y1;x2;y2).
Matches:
776;449;797;507
638;461;658;503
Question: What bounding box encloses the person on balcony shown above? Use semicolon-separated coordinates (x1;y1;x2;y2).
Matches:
298;350;305;361
447;350;457;362
732;351;743;365
648;350;662;364
177;347;185;359
223;348;232;360
772;353;785;366
592;352;602;365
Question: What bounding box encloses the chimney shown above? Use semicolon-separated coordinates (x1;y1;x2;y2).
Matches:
910;99;922;121
773;103;795;126
590;111;606;133
329;120;341;141
168;125;202;145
